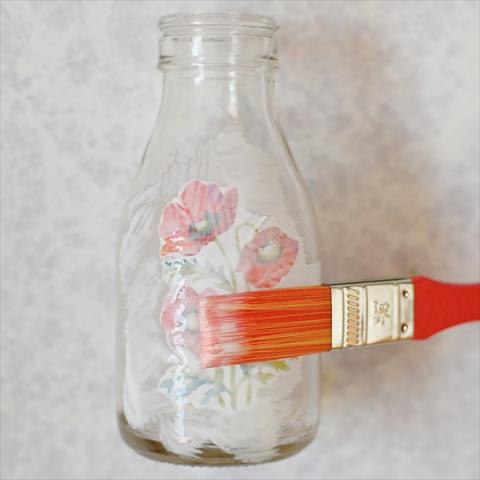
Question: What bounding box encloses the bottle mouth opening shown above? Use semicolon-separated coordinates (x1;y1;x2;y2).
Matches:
158;12;278;70
159;12;278;36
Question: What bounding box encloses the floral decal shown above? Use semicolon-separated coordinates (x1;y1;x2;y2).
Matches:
237;227;298;288
161;286;216;356
158;180;299;409
159;180;238;256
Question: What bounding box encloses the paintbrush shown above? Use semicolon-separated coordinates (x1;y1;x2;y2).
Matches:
198;276;480;368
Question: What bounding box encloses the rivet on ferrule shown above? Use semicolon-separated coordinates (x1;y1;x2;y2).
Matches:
330;278;414;349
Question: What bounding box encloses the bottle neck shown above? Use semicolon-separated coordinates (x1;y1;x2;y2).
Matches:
158;69;276;124
153;13;280;150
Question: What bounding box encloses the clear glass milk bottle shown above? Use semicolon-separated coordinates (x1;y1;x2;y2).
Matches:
116;12;321;465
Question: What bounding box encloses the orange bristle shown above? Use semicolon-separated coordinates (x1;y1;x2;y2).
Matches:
198;285;332;368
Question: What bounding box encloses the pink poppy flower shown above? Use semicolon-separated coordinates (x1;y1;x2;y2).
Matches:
159;180;238;256
161;286;200;332
237;227;299;288
161;286;216;356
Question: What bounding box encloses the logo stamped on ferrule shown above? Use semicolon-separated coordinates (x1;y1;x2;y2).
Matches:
373;301;391;326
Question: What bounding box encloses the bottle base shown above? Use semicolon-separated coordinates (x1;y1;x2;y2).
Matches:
118;412;314;466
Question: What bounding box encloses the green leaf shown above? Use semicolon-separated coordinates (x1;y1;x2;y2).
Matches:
264;360;290;371
179;262;233;292
239;363;254;374
159;378;174;393
214;367;224;382
256;372;274;384
201;385;227;406
200;387;217;405
184;377;215;396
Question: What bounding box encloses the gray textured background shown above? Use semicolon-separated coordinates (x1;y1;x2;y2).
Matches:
1;1;479;479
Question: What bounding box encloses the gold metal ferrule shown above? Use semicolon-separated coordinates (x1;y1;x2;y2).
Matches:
330;278;414;349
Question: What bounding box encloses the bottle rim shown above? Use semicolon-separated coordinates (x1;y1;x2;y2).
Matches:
158;12;278;34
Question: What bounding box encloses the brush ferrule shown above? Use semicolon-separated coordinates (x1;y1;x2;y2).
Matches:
330;279;414;349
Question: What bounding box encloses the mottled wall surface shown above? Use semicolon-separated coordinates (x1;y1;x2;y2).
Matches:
2;1;479;479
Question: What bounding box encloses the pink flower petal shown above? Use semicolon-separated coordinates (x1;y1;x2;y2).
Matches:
180;180;223;223
158;203;191;239
237;226;299;288
161;286;218;357
160;238;203;256
161;286;200;331
159;181;238;256
215;187;239;235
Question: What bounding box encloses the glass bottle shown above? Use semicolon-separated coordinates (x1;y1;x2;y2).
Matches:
116;12;321;465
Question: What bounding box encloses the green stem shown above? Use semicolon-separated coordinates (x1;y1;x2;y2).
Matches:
246;376;252;406
233;373;252;406
230;365;237;409
235;223;258;292
214;367;227;408
234;223;258;254
214;238;237;293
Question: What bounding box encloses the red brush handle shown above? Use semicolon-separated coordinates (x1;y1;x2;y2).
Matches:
412;276;480;339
